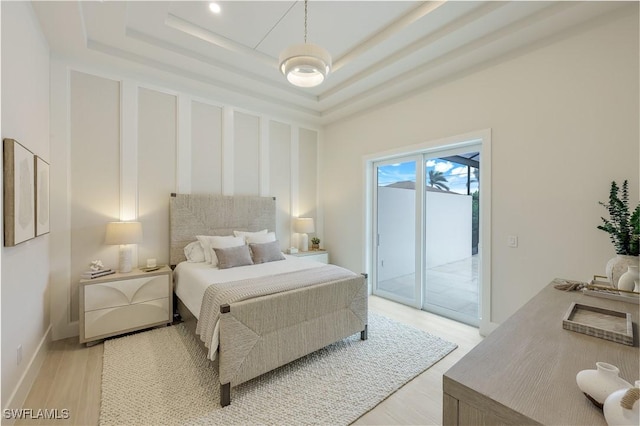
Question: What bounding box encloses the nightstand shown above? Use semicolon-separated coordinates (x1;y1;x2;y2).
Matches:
289;250;329;264
79;266;173;345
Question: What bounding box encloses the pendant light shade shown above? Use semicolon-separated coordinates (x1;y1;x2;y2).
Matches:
279;0;331;88
279;43;331;88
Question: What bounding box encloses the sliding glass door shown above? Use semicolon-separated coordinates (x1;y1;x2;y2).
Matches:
372;156;422;307
372;146;481;326
422;151;480;326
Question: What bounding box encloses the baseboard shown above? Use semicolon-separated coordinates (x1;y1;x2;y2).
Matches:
2;324;52;425
479;320;500;337
52;320;78;341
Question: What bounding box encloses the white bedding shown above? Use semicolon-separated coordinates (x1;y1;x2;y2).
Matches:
174;254;326;320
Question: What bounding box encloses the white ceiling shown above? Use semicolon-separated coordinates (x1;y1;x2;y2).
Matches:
32;1;627;124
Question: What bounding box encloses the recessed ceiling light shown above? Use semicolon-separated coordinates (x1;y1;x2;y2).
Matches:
209;3;221;14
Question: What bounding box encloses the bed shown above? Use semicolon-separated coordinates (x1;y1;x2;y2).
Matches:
169;193;368;407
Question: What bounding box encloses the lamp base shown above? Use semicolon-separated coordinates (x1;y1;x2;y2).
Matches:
299;233;309;252
119;245;133;273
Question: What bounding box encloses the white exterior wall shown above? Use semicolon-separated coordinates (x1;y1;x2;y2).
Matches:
425;191;471;269
377;187;472;282
377;187;416;282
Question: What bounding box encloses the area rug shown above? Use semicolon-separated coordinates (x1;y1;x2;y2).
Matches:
100;313;457;425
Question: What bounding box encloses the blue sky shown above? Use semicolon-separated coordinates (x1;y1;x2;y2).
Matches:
378;159;478;194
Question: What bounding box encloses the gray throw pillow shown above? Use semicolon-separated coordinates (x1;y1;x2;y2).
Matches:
250;240;285;264
213;245;254;269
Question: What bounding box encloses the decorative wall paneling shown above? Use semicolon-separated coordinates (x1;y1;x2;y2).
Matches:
51;69;321;339
269;120;292;250
233;111;260;195
190;101;223;195
298;128;319;221
69;71;121;322
137;88;178;267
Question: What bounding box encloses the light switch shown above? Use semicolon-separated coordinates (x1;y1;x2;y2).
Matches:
508;235;518;248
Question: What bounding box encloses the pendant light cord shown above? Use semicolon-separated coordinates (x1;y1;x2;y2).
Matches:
304;0;308;44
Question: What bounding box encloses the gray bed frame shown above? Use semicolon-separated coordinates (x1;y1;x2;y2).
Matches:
169;193;368;407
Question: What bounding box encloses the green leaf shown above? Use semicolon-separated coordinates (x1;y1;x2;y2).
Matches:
597;180;639;256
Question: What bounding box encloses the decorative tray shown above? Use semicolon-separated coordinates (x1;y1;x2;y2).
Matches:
583;276;639;305
562;302;633;346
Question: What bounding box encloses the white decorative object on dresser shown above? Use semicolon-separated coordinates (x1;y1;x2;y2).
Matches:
289;249;329;264
79;266;173;345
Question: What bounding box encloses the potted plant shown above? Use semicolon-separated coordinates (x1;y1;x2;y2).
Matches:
597;180;640;287
311;237;320;250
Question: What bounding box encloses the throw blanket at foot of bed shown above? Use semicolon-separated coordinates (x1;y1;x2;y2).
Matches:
196;264;367;359
195;264;368;406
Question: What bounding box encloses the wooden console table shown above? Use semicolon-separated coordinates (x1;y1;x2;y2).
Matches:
443;283;639;425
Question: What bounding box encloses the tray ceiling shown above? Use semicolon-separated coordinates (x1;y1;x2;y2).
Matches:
32;1;628;124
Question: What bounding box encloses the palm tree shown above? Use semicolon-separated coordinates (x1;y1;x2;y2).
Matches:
471;167;479;185
428;170;449;191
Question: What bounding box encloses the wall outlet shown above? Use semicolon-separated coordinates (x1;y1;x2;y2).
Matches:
17;345;22;366
508;235;518;248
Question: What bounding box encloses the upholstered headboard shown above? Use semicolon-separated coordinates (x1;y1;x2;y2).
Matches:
169;193;276;267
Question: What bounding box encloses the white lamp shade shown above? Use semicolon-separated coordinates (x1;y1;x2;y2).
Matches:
105;222;143;245
279;43;331;88
294;217;315;234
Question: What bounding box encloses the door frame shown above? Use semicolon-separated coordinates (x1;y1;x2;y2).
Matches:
363;129;494;335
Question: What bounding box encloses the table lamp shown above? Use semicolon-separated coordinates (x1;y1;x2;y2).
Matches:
105;221;143;273
294;218;315;252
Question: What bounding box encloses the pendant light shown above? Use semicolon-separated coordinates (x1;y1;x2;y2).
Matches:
279;0;331;88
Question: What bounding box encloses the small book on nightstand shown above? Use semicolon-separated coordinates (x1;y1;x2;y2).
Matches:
81;269;115;279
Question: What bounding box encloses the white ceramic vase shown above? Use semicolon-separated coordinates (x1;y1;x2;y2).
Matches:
576;362;632;407
603;380;640;426
606;255;639;288
617;266;639;295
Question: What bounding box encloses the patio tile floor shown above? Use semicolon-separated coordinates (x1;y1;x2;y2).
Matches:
378;255;479;321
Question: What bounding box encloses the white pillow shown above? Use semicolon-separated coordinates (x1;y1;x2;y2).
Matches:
196;235;245;266
195;235;214;264
233;229;268;242
184;241;205;263
246;232;276;244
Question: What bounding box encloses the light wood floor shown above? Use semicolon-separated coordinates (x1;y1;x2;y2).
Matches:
17;296;483;426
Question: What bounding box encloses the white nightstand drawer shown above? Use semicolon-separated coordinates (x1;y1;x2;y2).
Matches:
84;274;169;312
84;298;169;339
306;252;328;263
290;251;329;264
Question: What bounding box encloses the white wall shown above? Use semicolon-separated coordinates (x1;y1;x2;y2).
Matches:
377;187;472;281
1;1;51;409
377;187;416;282
425;191;471;269
322;7;639;325
49;68;321;339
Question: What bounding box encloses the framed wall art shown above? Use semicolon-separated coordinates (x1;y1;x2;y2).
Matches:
35;156;50;236
3;138;36;246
